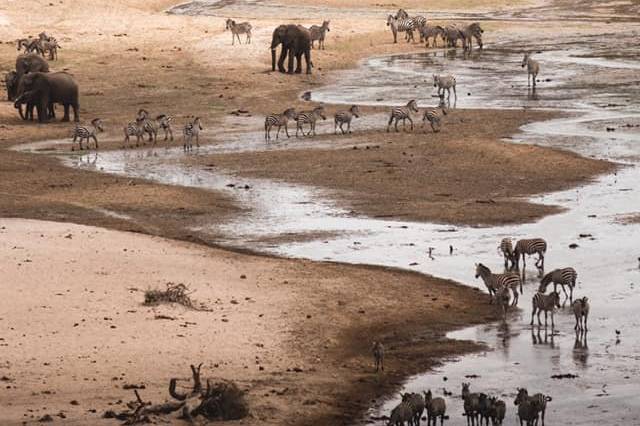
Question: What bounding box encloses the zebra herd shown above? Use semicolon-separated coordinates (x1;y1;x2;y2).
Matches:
386;9;484;50
16;32;61;61
384;382;551;426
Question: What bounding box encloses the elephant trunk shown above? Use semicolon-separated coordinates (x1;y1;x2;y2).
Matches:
271;48;277;71
14;95;26;120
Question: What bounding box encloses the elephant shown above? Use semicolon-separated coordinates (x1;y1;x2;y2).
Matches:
270;24;312;74
5;71;17;101
13;72;79;123
7;53;50;115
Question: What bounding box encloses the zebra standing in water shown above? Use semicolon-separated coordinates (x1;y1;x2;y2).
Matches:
513;238;547;270
296;106;326;137
387;99;419;132
309;20;330;50
265;108;297;141
386;15;415;43
183;117;203;151
155;114;174;142
522;52;540;88
422;102;447;133
475;263;521;305
514;388;552;426
71;118;103;151
531;291;561;327
499;238;514;270
137;109;158;144
538;267;577;301
123;118;145;148
225;19;252;45
572;297;589;331
433;74;457;101
334;105;360;135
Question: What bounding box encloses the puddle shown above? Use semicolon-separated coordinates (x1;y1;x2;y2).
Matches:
13;21;640;426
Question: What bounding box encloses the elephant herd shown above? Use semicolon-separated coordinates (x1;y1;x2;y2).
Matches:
5;52;80;123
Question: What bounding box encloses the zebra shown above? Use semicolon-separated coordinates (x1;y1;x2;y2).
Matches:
334;105;360;135
17;38;45;56
495;285;511;320
475;263;520;305
225;19;252;45
530;291;561;327
572;296;589;331
419;25;446;48
422;104;447;133
296;106;326;137
71;118;103;151
423;390;446;426
123;118;145;148
460;22;484;50
443;25;465;48
488;396;505;426
386;15;415;44
265;108;297;141
410;15;428;42
433;74;457;101
498;238;514;270
522;53;540;88
387;99;419;132
136;109;158;144
402;392;425;426
538;267;577;301
514;388;552;426
387;399;414;426
183;117;203;151
309;20;330;50
395;8;409;19
513;238;547;270
372;341;384;372
156;114;174;142
42;38;60;60
461;382;481;426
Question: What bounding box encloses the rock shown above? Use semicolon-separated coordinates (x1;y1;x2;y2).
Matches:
301;91;312;101
38;414;53;422
551;373;579;379
569;243;579;249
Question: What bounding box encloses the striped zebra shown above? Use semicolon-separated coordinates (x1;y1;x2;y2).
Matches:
422;103;447;133
433;74;457;101
402;392;425;426
137;109;158;144
183;117;203;151
394;8;409;19
123;118;145;148
334;105;360;135
265;108;297;141
156;114;174;142
386;15;415;44
225;19;252;45
530;291;561;327
572;296;589;331
71;118;103;151
513;238;547;270
309;20;330;50
388;400;414;426
387;99;419;133
538;267;577;300
444;25;465;48
42;38;60;60
419;24;446;47
514;388;552;426
498;238;514;270
296;106;326;137
17;38;45;56
522;52;540;88
475;263;520;305
410;15;427;41
461;382;481;426
460;22;484;50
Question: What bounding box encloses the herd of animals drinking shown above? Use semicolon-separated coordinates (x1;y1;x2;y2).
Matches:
4;8;565;426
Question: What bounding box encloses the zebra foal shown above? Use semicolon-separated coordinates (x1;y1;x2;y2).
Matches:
123;118;145;148
225;19;252;45
183;117;203;151
522;52;540;88
296;106;326;137
538;267;577;300
334;105;360;135
498;238;514;269
265;108;297;141
433;74;456;101
572;296;589;331
387;99;419;132
530;291;560;327
156;114;174;142
71;118;103;151
137;109;158;144
309;20;330;49
422;103;447;133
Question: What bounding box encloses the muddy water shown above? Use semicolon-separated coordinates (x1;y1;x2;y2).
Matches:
18;36;640;426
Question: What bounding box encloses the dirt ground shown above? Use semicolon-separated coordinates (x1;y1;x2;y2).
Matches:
0;0;622;424
0;219;495;425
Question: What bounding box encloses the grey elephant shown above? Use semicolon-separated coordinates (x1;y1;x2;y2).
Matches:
5;54;49;102
14;72;79;122
5;71;18;101
270;24;312;74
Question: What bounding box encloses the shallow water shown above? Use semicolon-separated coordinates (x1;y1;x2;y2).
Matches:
17;30;640;426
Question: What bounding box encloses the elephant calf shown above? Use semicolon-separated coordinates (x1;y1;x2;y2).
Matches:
14;71;79;123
